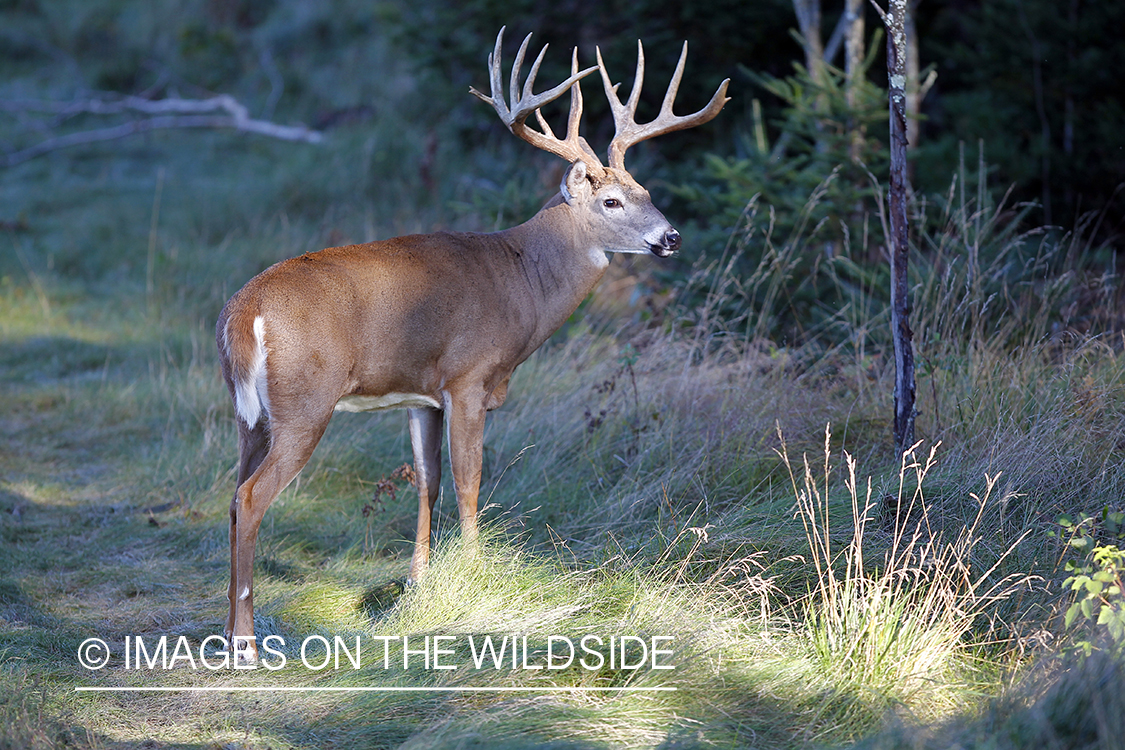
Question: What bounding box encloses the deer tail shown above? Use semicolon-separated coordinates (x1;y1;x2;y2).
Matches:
219;306;271;428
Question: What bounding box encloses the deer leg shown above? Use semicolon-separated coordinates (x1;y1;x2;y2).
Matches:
226;420;271;639
445;392;487;549
407;406;443;584
228;419;327;663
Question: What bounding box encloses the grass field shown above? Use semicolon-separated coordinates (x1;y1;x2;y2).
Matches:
3;18;1125;749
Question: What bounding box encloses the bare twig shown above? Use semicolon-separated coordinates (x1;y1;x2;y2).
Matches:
868;0;889;24
824;4;857;64
1;94;323;167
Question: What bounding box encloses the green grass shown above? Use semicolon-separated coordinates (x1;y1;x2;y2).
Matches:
4;244;1124;747
6;197;1125;747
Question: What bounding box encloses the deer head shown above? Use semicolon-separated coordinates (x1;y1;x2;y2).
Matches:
471;27;730;258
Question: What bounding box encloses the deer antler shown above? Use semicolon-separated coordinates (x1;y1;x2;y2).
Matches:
471;27;603;169
597;41;730;171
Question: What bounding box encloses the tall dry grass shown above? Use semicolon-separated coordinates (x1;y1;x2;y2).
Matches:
779;425;1035;731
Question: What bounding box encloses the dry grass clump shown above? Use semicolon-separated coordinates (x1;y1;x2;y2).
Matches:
781;426;1036;734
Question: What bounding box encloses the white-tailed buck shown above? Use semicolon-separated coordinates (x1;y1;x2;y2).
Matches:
216;28;728;660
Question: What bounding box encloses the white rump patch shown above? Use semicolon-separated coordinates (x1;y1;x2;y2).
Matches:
335;393;441;413
233;316;270;427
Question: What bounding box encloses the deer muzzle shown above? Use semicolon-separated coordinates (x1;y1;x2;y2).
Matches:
651;229;681;258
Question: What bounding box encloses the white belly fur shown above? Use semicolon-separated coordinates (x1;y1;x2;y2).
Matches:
334;393;441;413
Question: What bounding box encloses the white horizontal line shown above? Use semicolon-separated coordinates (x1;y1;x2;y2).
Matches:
75;685;677;693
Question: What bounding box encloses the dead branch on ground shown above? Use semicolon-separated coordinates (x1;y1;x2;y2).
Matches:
1;93;323;167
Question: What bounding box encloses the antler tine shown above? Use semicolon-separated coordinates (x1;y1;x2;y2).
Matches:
566;48;585;140
533;48;601;165
595;42;643;136
599;40;731;171
510;32;535;116
470;28;602;167
471;26;511;120
626;40;645;115
661;42;689;117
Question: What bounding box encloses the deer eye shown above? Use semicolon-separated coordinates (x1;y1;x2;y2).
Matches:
603;198;622;209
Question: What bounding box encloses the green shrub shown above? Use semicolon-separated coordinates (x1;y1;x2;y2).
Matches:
1058;509;1125;657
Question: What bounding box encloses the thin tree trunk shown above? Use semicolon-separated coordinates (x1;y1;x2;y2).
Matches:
844;0;866;161
792;0;829;152
1063;0;1078;212
792;0;827;82
904;0;920;160
774;3;861;163
883;0;916;455
1017;0;1052;225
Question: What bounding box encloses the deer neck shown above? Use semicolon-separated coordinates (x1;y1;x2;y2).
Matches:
500;197;610;342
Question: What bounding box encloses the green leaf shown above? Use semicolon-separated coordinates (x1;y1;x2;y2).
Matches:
1097;605;1114;625
1071;537;1093;552
1065;603;1081;628
1105;511;1124;535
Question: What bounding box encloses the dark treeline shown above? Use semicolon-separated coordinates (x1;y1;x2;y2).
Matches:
2;0;1122;234
398;0;1125;234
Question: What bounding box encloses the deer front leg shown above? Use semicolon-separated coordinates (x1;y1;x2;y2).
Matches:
407;406;443;584
444;391;487;550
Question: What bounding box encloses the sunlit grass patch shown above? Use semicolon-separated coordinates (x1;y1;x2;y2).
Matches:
1;305;1120;748
852;650;1125;750
347;529;780;747
269;580;368;639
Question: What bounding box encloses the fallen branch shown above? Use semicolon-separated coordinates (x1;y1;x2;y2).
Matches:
2;94;323;167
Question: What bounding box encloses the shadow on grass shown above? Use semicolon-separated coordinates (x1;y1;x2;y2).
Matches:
0;576;53;631
854;650;1125;750
360;578;407;619
0;335;151;385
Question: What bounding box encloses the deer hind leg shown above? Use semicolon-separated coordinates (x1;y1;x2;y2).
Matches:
407;406;443;584
228;416;328;663
226;419;270;639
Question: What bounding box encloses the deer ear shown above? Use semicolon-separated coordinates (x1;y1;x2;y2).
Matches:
561;161;592;205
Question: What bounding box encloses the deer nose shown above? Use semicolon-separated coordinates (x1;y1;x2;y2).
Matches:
650;228;681;257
